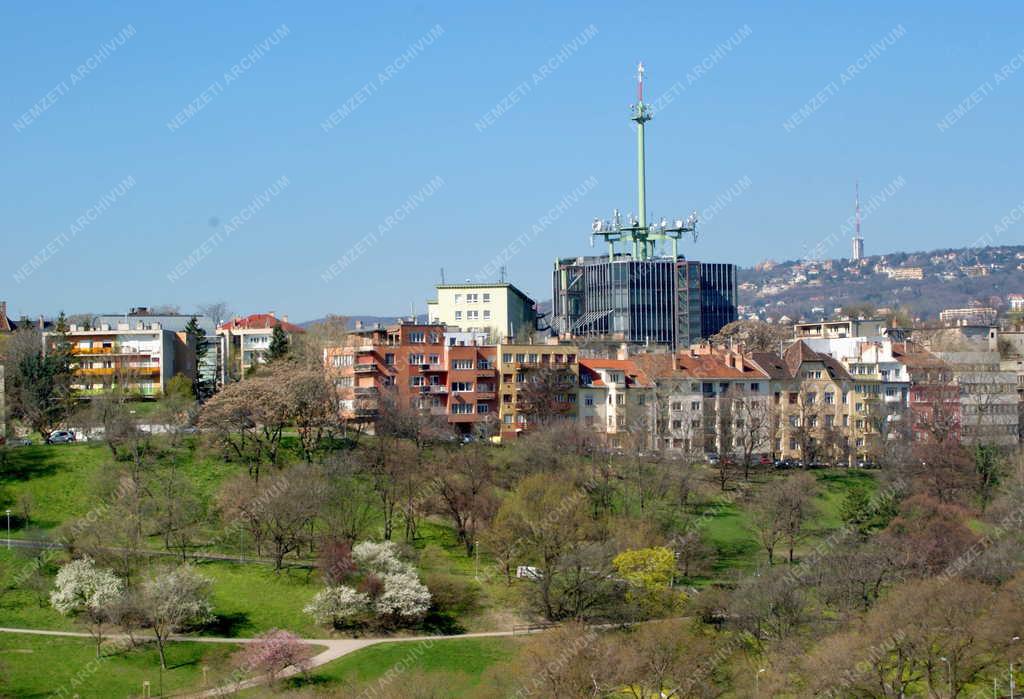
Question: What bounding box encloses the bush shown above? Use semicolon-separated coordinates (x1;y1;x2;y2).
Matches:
424;572;480;616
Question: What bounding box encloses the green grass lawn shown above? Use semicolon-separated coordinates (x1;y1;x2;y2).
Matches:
0;633;239;698
197;561;324;638
276;636;520;696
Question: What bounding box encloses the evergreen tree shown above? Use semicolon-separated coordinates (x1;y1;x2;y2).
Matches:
266;324;290;361
184;315;210;398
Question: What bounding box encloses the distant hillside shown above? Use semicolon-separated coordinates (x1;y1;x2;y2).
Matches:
299;314;427;329
737;244;1024;323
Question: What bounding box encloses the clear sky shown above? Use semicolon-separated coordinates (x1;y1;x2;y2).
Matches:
3;1;1023;321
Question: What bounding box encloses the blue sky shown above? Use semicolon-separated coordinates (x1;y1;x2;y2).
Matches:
3;1;1023;320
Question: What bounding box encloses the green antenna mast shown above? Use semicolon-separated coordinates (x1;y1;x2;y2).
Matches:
591;63;698;261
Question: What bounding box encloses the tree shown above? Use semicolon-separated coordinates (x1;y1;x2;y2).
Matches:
184;315;211;399
304;585;369;628
261;466;325;570
373;571;432;623
730;392;775;480
266;324;290;361
197;302;232;328
710;319;789;353
199;371;290;480
517;366;577;426
427;446;498;556
612;546;684;618
6;323;74;440
777;472;817;563
486;475;592;620
139;565;214;669
49;557;124;658
230;629;313;685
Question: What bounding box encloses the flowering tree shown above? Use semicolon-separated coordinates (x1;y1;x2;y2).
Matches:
303;586;369;628
306;540;431;628
231;629;313;684
374;572;432;622
50;557;124;657
139;566;215;668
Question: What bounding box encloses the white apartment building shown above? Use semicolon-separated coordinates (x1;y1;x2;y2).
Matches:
427;283;537;341
46;322;181;397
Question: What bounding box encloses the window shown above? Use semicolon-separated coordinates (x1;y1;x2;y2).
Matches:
842;391;850;404
454;311;462;320
842;415;849;427
584;396;594;406
671;401;682;411
691;400;700;410
331;355;353;367
825;414;834;427
616;394;625;406
672;419;682;429
750;382;760;392
808;415;818;428
806;392;817;405
467;311;479;320
466;293;478;303
789;415;800;427
503;414;512;424
515;353;526;362
638;395;646;406
451;403;473;414
428;354;440;364
409;332;425;343
335;376;353;387
528;353;538;363
477;404;489;413
408;354;424;365
454;294;463;304
411;376;425;387
452;382;473;392
453;359;473;370
483;310;491;320
502;353;512;363
482;293;491;302
824;392;834;405
384;353;395;366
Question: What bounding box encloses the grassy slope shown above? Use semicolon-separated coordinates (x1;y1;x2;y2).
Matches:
278;637;519;696
0;633;238;698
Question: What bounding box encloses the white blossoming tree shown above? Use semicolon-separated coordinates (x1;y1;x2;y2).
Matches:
307;540;432;629
303;586;370;628
139;565;215;669
50;557;124;657
374;572;432;622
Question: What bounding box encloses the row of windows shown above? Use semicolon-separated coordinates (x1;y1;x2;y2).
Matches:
501;352;577;364
454;310;491;321
452;293;492;304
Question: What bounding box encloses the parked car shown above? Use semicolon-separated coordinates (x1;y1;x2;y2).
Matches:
705;453;720;465
46;430;76;445
758;454;772;466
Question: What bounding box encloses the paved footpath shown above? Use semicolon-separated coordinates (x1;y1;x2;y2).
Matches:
0;626;532;697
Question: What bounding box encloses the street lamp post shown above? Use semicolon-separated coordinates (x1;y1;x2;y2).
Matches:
5;509;10;548
940;656;952;698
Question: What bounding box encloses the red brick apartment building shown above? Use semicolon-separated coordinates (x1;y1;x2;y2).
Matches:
324;322;498;434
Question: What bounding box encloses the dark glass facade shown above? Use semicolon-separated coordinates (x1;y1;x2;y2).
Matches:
552;255;737;349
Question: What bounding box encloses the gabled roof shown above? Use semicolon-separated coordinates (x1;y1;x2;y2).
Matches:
219;314;304;333
578;358;655;388
891;342;948;370
783;341;852;380
748;351;793;379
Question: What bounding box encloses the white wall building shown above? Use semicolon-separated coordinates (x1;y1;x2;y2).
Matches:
427;283;537;341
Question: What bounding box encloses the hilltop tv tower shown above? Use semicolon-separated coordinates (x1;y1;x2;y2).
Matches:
851;181;865;261
551;64;738;349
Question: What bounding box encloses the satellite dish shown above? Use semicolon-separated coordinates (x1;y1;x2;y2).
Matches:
592;218;602;233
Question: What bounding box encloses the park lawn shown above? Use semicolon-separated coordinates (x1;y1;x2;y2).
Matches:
697;497;760;575
0;443;111;533
197;561;324;638
279;636;520;696
0;633;239;698
810;469;878;530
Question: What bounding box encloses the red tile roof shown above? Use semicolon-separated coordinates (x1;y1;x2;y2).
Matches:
219;314;304;333
578;358;655;388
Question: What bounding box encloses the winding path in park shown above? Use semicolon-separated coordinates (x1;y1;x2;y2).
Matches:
0;625;536;697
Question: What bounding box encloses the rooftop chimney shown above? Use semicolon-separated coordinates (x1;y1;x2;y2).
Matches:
282;315;289;323
267;311;276;318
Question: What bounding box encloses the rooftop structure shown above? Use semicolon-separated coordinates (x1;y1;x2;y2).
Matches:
551;64;737;349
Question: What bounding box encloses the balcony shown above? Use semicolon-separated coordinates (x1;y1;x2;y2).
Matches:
354;387;378;396
428;385;448;394
420;363;446;372
474;391;496;400
355;345;375;353
78;366;161;377
354;363;378;373
352;407;378;418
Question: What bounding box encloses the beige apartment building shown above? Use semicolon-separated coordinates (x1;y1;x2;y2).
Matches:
427;283;537;341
